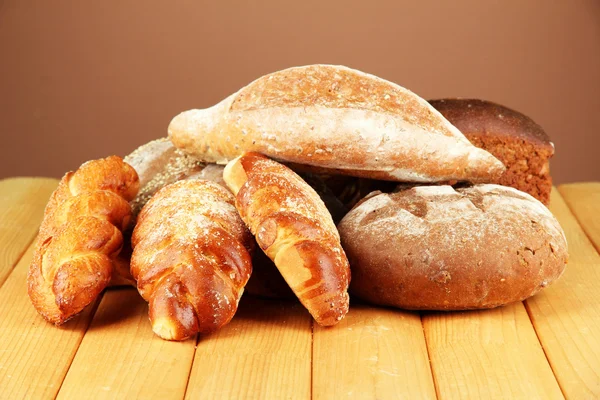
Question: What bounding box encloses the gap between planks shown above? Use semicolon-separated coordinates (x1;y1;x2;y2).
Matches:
0;177;58;289
421;313;441;400
56;289;197;400
523;184;600;398
423;301;563;399
0;241;101;399
2;179;599;399
58;290;314;399
0;178;98;399
313;303;436;399
559;182;600;254
184;297;312;399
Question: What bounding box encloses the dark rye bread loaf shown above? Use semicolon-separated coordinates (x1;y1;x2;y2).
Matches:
338;184;568;310
430;99;554;204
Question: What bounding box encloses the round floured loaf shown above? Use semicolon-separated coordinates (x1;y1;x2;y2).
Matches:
338;184;568;310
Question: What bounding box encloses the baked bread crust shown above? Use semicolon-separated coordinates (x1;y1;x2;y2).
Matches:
131;179;253;340
27;156;139;324
169;65;504;183
114;140;223;288
338;184;568;310
430;99;554;204
223;152;350;326
124;138;206;220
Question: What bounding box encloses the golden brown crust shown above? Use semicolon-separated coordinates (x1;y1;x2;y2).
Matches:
338;184;568;310
27;156;139;325
130;180;253;341
223;152;350;326
113;140;226;288
169;65;505;183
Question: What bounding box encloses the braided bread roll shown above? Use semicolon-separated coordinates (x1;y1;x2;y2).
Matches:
27;156;139;324
223;152;351;326
130;180;254;341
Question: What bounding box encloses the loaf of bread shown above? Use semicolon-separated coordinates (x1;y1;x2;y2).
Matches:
27;156;139;324
130;179;253;340
191;163;227;187
169;65;505;183
338;184;568;310
223;152;350;326
109;139;223;287
244;171;347;299
122;139;346;300
430;99;554;204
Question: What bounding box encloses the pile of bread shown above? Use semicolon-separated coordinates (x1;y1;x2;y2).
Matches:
27;65;568;341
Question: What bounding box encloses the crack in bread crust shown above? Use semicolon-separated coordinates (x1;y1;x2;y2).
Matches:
338;183;568;310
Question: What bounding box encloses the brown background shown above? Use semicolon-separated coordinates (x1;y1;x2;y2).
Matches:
1;0;599;183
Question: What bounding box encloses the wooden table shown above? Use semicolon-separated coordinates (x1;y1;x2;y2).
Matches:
0;178;599;400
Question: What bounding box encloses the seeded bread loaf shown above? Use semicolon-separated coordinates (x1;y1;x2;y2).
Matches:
430;99;554;204
338;184;568;310
124;138;206;220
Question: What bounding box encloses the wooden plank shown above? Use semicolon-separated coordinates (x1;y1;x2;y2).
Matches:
0;177;58;287
423;302;563;399
185;297;312;400
559;182;600;253
313;304;436;399
524;188;600;398
57;289;196;400
0;242;98;399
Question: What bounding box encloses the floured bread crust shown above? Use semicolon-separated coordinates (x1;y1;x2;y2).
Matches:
131;179;254;340
169;65;505;183
338;184;568;310
124;138;206;220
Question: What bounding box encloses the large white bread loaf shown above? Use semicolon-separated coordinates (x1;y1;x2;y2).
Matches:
168;65;505;183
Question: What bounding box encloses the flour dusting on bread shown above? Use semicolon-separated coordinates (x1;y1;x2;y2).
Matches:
338;183;568;310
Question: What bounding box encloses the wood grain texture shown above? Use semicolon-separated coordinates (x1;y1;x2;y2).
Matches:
0;177;57;287
0;242;98;399
313;305;436;400
423;302;563;399
524;188;600;398
559;182;600;253
57;289;196;400
2;178;600;399
185;297;312;400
